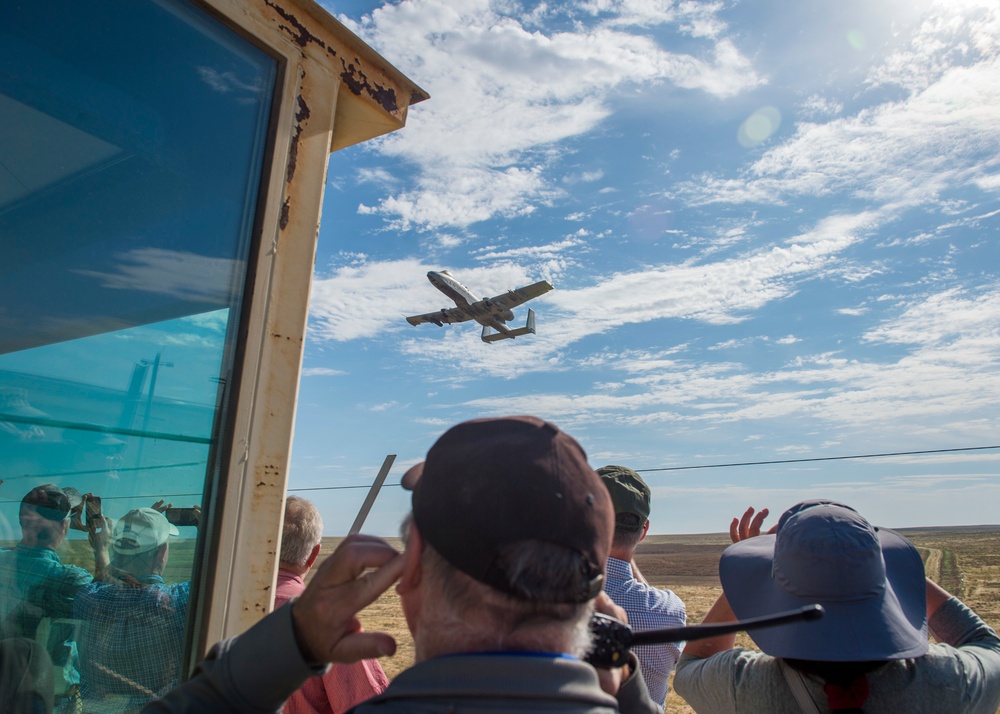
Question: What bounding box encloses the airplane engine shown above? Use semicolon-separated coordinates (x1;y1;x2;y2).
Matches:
501;309;514;322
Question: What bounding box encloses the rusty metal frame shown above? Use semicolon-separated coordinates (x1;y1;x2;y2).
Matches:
186;0;425;656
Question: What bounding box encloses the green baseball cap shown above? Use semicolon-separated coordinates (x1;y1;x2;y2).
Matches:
597;465;651;521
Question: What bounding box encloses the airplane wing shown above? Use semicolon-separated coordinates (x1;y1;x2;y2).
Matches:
481;280;554;316
405;306;473;327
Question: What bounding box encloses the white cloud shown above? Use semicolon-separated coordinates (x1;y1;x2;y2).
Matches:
181;310;229;333
708;337;761;351
75;249;239;303
448;282;1000;452
554;211;880;328
196;67;261;94
337;0;764;230
301;367;346;377
680;7;1000;209
863;284;1000;346
866;2;999;93
798;94;843;119
320;209;881;379
370;401;400;412
564;170;605;184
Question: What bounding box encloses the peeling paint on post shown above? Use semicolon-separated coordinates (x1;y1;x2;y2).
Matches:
286;95;311;184
197;0;427;650
264;0;324;49
339;59;399;114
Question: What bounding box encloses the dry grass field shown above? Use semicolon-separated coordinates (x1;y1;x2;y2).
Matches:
322;526;1000;714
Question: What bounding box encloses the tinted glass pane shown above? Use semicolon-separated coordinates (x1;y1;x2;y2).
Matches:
0;0;275;709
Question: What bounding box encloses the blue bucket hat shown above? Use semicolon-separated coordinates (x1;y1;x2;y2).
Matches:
720;499;928;661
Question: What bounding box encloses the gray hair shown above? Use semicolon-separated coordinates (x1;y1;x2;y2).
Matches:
280;496;323;566
415;531;595;658
112;546;165;578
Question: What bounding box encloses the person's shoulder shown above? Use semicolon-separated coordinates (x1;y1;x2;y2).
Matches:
60;562;94;585
629;580;685;612
29;555;92;587
675;649;779;713
72;580;112;615
169;580;192;599
676;648;774;681
76;579;106;596
925;637;1000;661
651;585;684;609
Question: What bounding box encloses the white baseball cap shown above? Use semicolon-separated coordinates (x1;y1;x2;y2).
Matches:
112;508;179;555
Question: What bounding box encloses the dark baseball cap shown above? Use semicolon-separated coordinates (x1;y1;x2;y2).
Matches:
402;416;613;604
597;465;651;522
20;484;71;523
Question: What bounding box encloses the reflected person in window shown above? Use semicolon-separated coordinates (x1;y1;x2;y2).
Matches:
0;484;113;712
0;484;111;641
73;507;191;712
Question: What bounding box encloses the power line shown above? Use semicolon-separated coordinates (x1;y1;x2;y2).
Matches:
288;484;385;493
635;445;1000;474
0;492;204;506
4;445;995;503
0;413;212;445
2;462;206;482
285;444;1000;494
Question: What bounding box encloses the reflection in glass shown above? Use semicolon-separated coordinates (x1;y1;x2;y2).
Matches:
0;0;276;710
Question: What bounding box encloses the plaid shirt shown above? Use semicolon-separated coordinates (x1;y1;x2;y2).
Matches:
0;544;93;639
73;576;190;712
603;556;686;708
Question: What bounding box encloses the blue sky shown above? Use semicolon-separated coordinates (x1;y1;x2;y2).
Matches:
290;0;1000;536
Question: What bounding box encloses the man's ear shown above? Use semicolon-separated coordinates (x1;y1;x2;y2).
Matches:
305;542;321;570
154;542;170;572
639;519;650;543
396;522;423;595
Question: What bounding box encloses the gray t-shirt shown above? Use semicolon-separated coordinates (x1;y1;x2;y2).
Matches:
674;597;1000;713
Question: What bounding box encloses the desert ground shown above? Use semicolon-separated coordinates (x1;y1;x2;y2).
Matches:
323;526;1000;714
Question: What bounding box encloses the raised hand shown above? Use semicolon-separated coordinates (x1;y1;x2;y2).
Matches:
729;506;772;543
290;534;404;665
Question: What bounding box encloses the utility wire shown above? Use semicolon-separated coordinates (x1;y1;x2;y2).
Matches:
636;444;1000;473
2;462;206;482
0;492;204;506
4;445;997;502
287;444;1000;493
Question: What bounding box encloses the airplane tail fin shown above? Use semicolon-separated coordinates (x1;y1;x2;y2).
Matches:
482;309;537;343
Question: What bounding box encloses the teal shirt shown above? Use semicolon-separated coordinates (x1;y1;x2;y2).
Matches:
0;543;93;639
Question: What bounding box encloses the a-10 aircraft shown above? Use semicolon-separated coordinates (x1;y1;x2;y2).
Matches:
405;270;554;343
